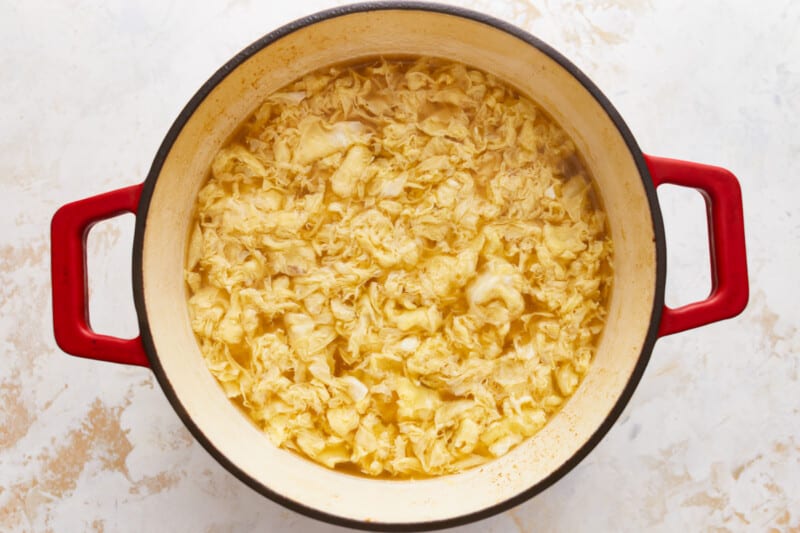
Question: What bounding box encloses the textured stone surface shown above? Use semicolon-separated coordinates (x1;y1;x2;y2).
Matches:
1;1;798;531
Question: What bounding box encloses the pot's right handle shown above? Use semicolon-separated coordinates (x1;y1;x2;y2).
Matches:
644;155;749;337
51;184;150;366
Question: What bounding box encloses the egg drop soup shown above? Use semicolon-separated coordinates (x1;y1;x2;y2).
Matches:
186;57;613;478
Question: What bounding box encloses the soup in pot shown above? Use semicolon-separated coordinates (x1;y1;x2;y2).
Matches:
185;57;613;478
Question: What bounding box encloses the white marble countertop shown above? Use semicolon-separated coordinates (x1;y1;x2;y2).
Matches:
2;1;798;531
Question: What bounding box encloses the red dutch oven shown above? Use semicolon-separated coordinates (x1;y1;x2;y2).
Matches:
50;3;748;530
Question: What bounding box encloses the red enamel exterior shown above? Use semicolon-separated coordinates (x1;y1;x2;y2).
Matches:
644;155;749;337
50;183;150;367
50;157;750;360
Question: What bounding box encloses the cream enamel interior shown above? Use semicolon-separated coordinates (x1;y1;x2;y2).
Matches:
140;9;657;525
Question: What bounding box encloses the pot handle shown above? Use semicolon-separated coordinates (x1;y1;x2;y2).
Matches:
644;155;749;337
51;184;150;366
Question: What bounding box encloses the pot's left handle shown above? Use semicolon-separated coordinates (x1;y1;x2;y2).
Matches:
51;184;150;367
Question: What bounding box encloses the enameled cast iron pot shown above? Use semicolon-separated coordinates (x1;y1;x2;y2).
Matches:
50;3;749;530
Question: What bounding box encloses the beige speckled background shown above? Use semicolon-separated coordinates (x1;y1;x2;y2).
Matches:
1;1;798;531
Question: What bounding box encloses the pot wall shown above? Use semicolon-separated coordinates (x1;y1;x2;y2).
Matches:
137;6;659;526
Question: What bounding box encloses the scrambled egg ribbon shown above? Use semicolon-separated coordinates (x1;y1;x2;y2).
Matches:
186;57;613;477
